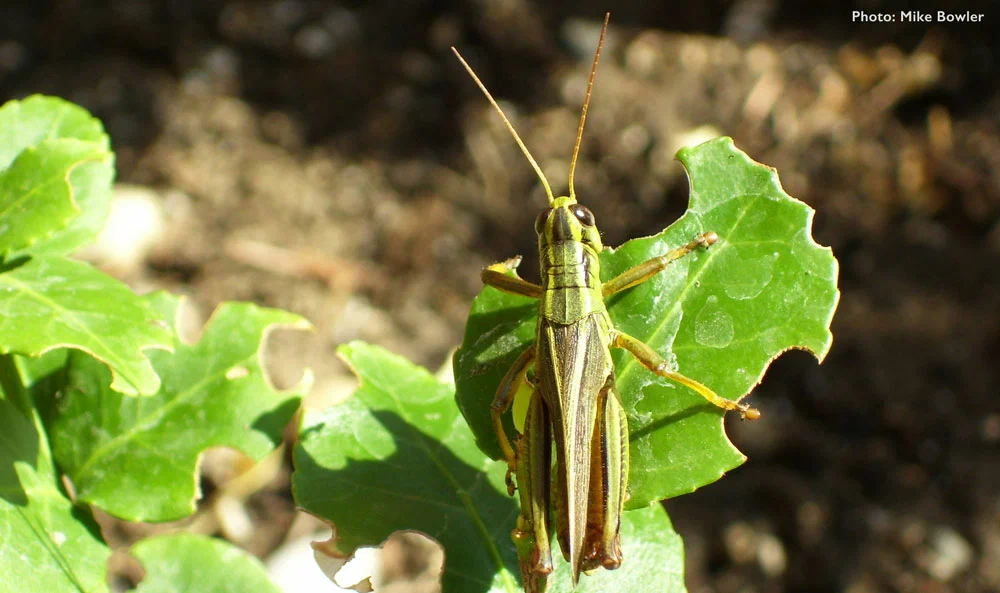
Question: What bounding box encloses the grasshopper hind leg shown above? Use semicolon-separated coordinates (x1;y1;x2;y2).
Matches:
582;374;629;572
493;345;553;581
512;390;554;578
611;330;760;419
491;345;537;494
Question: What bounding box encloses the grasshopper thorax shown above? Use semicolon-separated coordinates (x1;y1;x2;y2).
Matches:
535;196;604;252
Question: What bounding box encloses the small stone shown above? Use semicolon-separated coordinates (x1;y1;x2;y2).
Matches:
757;532;787;577
919;526;974;581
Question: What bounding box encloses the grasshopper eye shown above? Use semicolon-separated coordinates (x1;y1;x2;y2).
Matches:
535;208;552;233
572;205;596;227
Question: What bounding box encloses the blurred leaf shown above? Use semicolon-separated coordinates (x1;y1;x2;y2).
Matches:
454;137;839;507
294;342;689;593
0;96;113;257
0;374;110;593
131;533;282;593
0;95;108;166
0;257;173;395
12;349;68;387
49;292;312;521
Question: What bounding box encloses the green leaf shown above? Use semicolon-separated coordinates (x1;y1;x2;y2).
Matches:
294;341;521;593
294;342;689;593
454;137;839;507
131;533;283;593
0;372;110;593
546;506;684;593
0;257;173;395
0;96;114;257
0;95;109;166
49;292;312;522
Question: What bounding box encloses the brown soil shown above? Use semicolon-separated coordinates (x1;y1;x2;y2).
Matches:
3;2;998;592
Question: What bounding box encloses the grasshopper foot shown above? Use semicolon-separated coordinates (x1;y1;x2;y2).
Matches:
502;255;523;271
697;231;719;247
738;402;761;420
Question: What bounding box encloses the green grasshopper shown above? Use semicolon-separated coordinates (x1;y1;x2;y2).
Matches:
454;13;759;588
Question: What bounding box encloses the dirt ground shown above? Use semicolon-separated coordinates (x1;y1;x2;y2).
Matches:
3;1;998;592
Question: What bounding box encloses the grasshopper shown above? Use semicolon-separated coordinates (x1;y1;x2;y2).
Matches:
453;13;759;588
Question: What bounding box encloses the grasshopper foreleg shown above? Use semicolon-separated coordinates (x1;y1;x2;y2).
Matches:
582;375;628;572
611;330;760;420
602;232;718;297
482;256;543;298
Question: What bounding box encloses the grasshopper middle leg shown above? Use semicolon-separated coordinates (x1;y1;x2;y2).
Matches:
602;232;718;298
491;345;536;494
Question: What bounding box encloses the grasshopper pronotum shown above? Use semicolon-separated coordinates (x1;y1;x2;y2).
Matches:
453;13;760;588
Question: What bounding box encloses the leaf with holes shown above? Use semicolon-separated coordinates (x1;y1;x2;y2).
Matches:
47;292;312;522
293;342;688;593
454;137;840;507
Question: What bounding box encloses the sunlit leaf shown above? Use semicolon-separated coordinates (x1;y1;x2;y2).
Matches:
0;257;173;395
49;292;311;521
0;95;113;257
454;137;839;506
294;342;688;593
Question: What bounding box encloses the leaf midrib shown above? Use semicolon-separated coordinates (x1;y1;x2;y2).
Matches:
365;364;518;593
71;347;254;487
0;262;151;393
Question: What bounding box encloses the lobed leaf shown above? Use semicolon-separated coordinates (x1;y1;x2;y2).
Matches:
295;341;521;593
0;257;173;395
454;137;839;507
293;342;688;593
48;292;312;522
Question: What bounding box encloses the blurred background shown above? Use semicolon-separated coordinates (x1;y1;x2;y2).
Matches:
1;1;998;592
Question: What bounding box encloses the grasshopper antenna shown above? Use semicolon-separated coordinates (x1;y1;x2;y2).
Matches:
452;46;555;204
568;12;609;202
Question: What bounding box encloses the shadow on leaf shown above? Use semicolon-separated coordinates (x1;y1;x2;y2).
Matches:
295;409;522;593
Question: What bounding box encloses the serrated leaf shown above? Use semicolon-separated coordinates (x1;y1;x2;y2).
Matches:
131;533;282;593
294;342;689;593
48;292;312;522
454;137;839;507
0;96;114;257
0;257;173;395
0;380;110;593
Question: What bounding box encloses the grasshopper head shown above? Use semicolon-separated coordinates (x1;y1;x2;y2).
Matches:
535;196;603;251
